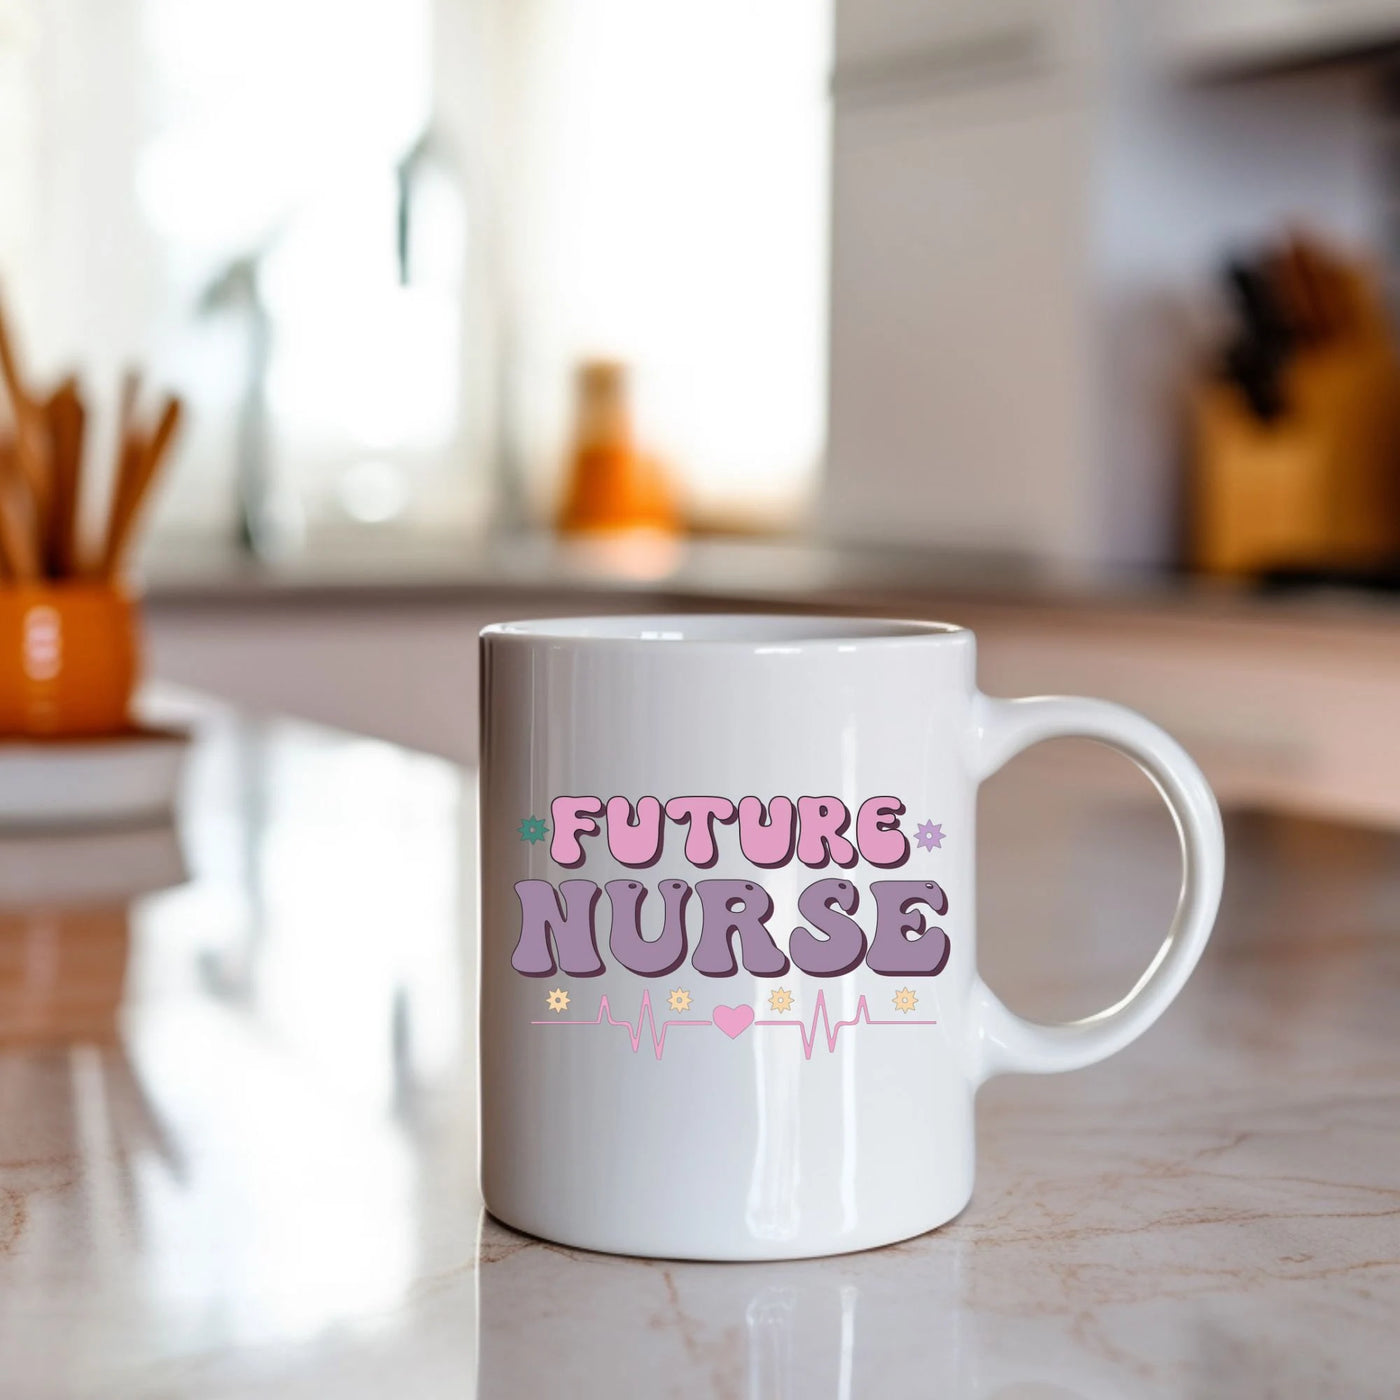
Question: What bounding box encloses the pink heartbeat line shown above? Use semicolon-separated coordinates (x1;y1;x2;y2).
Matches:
533;988;712;1060
754;991;938;1060
533;989;937;1061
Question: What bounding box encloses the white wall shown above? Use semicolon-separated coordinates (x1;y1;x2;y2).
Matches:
827;66;1096;567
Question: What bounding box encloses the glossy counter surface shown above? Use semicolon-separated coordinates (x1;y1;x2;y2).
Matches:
0;702;1395;1397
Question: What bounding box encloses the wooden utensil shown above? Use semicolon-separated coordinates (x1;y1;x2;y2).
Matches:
0;296;51;570
0;294;30;421
0;438;40;582
0;292;182;586
44;378;84;577
100;394;181;579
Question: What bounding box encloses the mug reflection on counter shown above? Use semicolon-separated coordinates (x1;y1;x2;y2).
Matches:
473;1210;971;1397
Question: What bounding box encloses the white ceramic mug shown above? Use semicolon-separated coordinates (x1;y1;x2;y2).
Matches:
478;615;1224;1260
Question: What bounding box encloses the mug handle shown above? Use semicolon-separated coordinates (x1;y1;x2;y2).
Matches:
967;694;1225;1083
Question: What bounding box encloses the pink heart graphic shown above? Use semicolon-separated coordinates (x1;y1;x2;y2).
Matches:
712;1003;754;1039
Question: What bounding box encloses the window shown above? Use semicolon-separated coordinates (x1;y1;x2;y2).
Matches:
3;0;830;549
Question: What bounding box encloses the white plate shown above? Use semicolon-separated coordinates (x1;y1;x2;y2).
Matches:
0;727;190;831
0;822;186;906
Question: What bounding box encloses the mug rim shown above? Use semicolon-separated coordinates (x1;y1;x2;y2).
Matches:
481;613;969;649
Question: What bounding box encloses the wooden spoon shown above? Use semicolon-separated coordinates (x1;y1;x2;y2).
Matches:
102;395;181;579
0;437;40;581
44;378;84;577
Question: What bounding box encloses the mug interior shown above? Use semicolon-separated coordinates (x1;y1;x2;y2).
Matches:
482;614;964;646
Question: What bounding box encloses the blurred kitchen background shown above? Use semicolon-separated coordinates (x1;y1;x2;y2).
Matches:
4;0;1400;821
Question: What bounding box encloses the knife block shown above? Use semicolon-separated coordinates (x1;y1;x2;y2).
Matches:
1190;338;1400;576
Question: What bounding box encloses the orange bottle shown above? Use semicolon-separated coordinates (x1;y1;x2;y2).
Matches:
556;361;679;536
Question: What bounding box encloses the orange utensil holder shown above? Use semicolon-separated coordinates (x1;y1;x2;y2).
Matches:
0;584;139;737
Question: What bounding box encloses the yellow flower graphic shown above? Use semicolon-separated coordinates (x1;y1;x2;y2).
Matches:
767;987;795;1014
667;988;692;1014
545;987;570;1014
892;987;919;1015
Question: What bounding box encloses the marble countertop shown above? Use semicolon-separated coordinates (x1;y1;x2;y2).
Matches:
0;699;1395;1398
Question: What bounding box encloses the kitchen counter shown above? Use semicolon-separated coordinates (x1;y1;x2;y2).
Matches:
0;697;1395;1397
138;533;1400;827
141;530;1400;627
140;532;1089;608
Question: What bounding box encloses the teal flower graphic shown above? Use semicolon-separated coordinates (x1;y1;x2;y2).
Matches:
518;815;549;844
